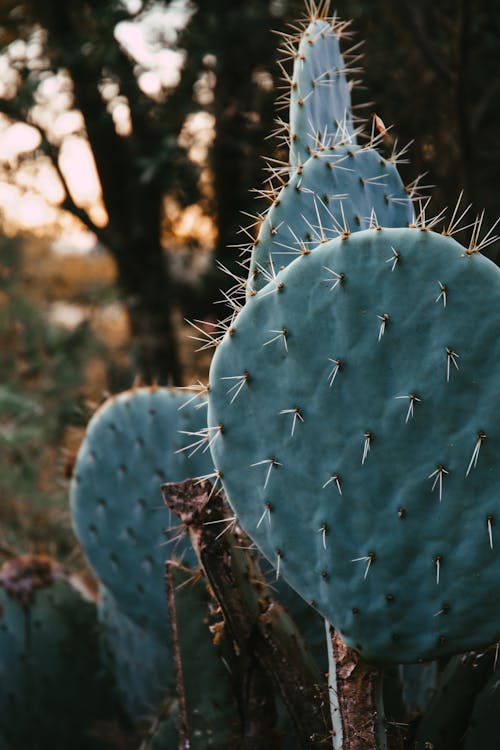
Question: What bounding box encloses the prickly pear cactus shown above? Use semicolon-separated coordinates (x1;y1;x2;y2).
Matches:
166;562;240;749
0;555;110;749
98;585;172;724
246;9;413;295
288;16;355;169
70;386;213;638
208;226;500;664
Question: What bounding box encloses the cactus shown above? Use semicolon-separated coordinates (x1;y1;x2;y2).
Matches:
0;555;111;749
70;386;212;639
287;15;356;169
415;649;496;749
246;9;413;296
166;561;241;749
208;225;500;664
463;658;500;750
141;701;178;750
98;585;172;724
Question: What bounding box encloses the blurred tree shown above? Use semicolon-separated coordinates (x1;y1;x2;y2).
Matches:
0;0;294;381
331;0;500;258
0;0;203;382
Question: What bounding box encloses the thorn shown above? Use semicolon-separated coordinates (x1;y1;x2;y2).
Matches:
263;328;288;352
177;381;209;410
385;246;400;271
435;281;447;308
256;501;272;529
377;313;389;341
362;432;372;465
351;551;375;579
250;456;282;490
193;469;223;499
445;347;460;382
276;548;282;581
442;191;472;237
323;473;342;494
395;393;421;423
327;358;343;387
323;266;345;290
318;522;328;550
434;554;442;584
487;515;494;550
279;406;304;436
428;465;448;501
466;431;486;476
465;212;500;254
220;372;250;403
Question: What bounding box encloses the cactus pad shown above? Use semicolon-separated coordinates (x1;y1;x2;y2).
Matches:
288;17;355;170
98;585;172;723
70;387;212;637
209;227;500;663
247;144;413;294
0;555;109;749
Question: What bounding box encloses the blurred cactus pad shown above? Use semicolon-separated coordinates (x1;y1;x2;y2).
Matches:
208;226;500;664
70;386;212;637
0;555;110;749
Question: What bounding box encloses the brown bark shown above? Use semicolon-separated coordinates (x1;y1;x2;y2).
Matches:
162;478;333;749
329;626;385;750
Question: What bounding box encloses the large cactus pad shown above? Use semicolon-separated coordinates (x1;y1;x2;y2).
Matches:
208;227;500;663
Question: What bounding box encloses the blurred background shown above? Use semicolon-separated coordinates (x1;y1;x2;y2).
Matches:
0;0;498;571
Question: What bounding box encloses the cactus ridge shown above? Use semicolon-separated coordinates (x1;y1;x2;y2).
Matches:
70;386;213;637
208;226;500;664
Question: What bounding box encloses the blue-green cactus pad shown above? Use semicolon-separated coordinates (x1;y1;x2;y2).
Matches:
70;387;213;637
248;144;413;294
289;18;355;169
0;556;109;749
98;585;172;723
209;227;500;664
